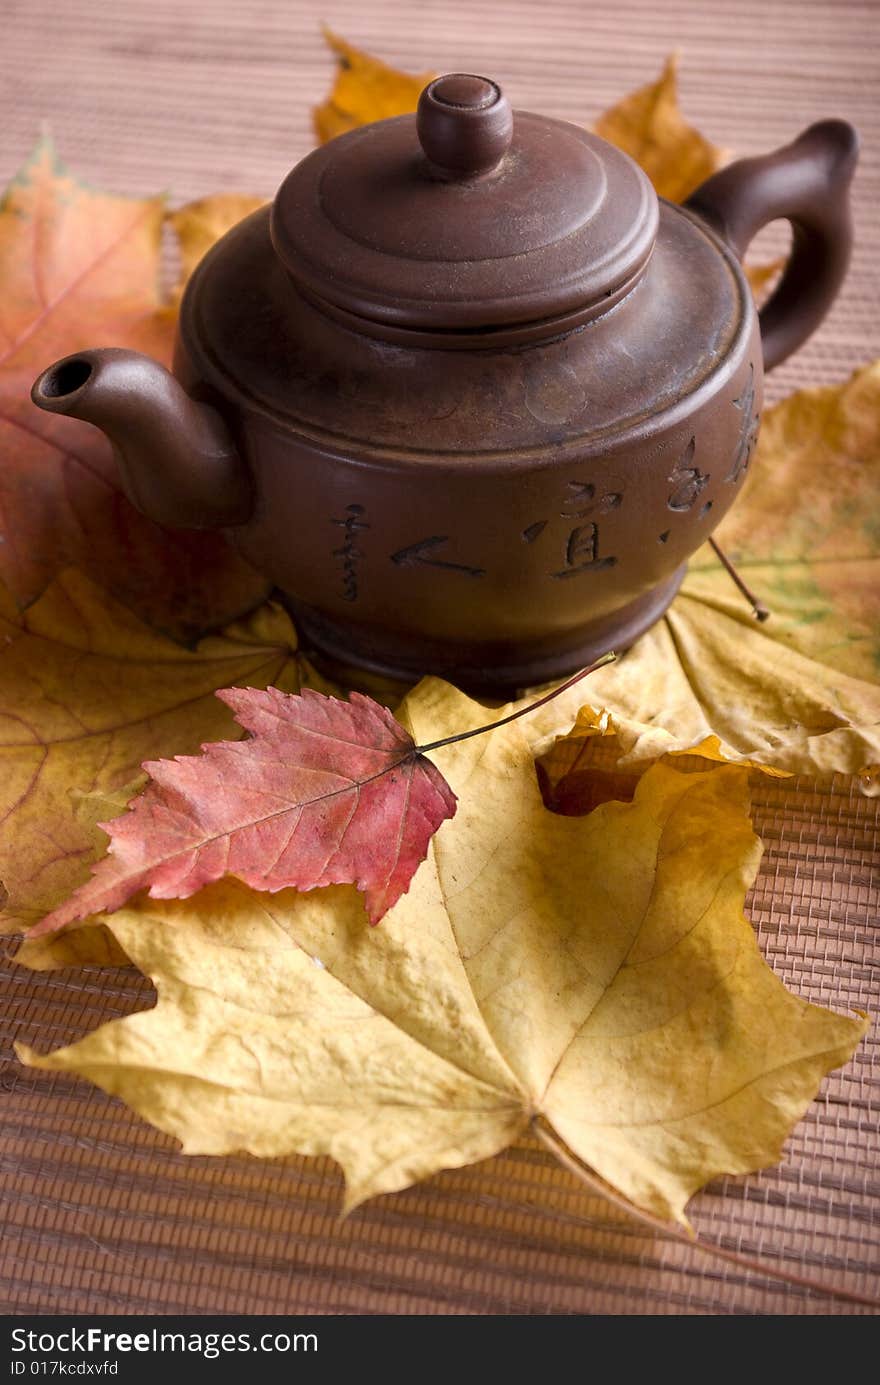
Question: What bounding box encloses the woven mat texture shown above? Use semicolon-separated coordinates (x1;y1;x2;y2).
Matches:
1;0;878;1317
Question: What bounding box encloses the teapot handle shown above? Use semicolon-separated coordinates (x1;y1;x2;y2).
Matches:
684;120;858;371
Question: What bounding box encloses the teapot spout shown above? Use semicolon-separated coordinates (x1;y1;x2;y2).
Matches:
31;348;252;529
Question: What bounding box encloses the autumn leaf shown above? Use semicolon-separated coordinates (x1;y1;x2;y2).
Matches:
524;598;880;778
170;194;266;299
594;53;728;202
744;257;785;301
694;361;880;684
537;706;653;814
30;685;458;934
314;28;433;142
25;661;609;939
18;679;866;1223
0;568;300;967
15;784;140;971
593;56;782;295
538;706;789;816
0;139;268;640
521;363;880;777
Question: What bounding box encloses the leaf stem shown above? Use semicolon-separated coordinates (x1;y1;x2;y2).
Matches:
709;537;770;622
415;651;617;755
533;1120;880;1310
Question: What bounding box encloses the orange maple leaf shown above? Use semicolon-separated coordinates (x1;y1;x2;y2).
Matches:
0;139;267;641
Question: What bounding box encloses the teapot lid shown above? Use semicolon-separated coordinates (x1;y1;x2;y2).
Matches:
271;74;658;343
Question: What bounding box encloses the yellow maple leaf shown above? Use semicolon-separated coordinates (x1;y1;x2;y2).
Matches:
523;362;880;777
18;679;865;1223
593;56;780;296
0;568;300;968
698;361;880;683
170;194;267;300
594;53;728;203
314;28;433;143
744;257;785;301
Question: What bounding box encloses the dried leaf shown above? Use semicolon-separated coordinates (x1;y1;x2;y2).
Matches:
699;361;880;683
170;195;267;298
594;54;728;202
745;257;785;301
14;781;144;971
19;679;865;1223
314;29;433;143
16;919;130;973
0;139;268;640
0;569;299;959
31;686;457;934
525;605;879;778
594;57;780;291
523;364;880;777
536;706;648;814
12;783;135;971
538;706;789;815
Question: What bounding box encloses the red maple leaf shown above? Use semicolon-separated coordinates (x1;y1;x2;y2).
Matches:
29;687;458;932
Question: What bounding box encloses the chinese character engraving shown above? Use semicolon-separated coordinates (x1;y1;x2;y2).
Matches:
667;437;710;511
522;520;548;544
558;482;624;519
332;503;369;603
560;481;596;518
727;363;759;483
551;522;617;579
390;536;486;578
523;480;622;577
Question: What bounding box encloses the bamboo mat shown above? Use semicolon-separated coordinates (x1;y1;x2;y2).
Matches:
1;0;878;1316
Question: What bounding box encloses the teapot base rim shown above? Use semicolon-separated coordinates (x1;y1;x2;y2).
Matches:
288;566;685;701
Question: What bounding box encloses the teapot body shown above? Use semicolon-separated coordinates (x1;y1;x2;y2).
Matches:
175;203;761;692
30;78;855;694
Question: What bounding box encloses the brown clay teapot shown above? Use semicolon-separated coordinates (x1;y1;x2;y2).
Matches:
32;75;858;694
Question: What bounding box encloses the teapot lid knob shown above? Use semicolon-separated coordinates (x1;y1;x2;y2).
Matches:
417;74;513;176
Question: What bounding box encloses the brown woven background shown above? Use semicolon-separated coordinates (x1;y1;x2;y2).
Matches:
1;0;878;1315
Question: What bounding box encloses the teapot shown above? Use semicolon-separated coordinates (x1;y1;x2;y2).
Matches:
31;75;857;694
